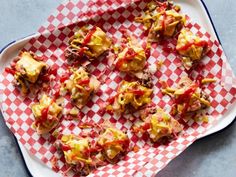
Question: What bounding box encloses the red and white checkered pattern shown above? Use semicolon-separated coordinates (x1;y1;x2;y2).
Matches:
0;0;236;176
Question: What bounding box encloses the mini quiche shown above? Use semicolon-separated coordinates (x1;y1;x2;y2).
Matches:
133;107;182;142
176;28;209;70
162;76;210;116
57;135;93;176
106;81;153;114
97;127;130;163
135;1;185;42
11;52;47;94
61;67;100;109
112;34;147;73
65;26;112;61
31;94;62;134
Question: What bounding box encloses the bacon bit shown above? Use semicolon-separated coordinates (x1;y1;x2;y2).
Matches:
156;60;164;70
196;75;204;87
133;145;140;153
49;65;58;76
51;157;59;172
5;67;16;75
145;48;151;59
78;122;95;129
60;73;70;82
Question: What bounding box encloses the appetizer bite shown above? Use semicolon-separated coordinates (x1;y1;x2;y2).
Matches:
162;76;210;117
106;81;153;114
31;94;62;134
133;107;182;142
57;135;94;176
176;28;209;70
6;51;47;95
97;127;130;163
60;67;100;109
65;26;112;61
112;34;147;73
135;1;185;42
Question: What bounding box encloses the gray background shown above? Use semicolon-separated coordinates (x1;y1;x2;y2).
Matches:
0;0;235;177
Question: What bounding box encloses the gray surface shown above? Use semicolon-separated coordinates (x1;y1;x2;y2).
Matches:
0;0;235;177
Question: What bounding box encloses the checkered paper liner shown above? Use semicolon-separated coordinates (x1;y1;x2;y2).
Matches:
1;0;236;176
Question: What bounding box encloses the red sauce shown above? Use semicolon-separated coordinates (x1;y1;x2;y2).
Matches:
82;26;97;46
174;86;197;115
115;48;137;70
41;107;49;121
35;107;49;126
177;40;208;51
162;12;167;30
61;144;72;151
78;47;86;57
77;26;97;56
5;67;16;75
53;90;60;100
107;96;116;104
60;73;70;82
196;75;204;87
78;79;90;86
142;123;151;131
130;89;145;96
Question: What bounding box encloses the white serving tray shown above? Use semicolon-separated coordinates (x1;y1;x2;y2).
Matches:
0;0;236;177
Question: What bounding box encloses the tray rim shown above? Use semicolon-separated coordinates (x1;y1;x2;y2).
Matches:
0;0;235;176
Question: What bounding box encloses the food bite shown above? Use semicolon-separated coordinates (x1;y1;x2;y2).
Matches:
31;94;62;134
60;67;100;109
65;26;112;61
133;107;182;142
106;81;153;114
176;28;209;70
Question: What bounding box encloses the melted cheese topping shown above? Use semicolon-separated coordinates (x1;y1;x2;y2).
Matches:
15;52;46;83
153;10;185;37
116;43;146;72
63;67;100;108
98;128;128;159
70;26;111;58
31;94;62;118
61;135;91;165
31;94;62;134
111;81;152;113
148;109;183;142
87;27;112;58
176;29;204;61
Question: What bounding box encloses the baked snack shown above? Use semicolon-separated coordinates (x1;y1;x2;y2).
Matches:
97;127;130;163
31;94;62;134
112;34;147;73
60;67;100;109
133;107;182;142
135;1;185;42
106;81;153;114
162;76;210;116
65;26;112;61
6;52;47;95
176;28;209;70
